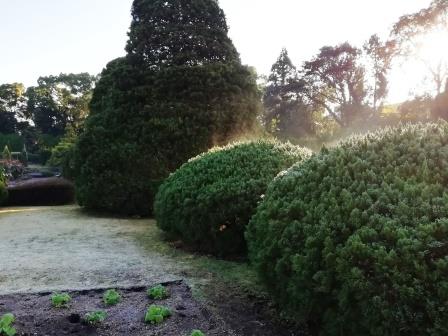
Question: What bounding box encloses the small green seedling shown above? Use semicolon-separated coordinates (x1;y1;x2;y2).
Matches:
51;293;72;308
0;313;16;336
147;284;169;300
190;330;206;336
103;289;121;306
144;305;171;324
83;311;107;326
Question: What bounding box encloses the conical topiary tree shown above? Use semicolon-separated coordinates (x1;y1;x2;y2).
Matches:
74;0;260;216
2;145;11;161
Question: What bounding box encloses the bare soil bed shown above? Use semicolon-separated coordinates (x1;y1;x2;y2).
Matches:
0;281;232;336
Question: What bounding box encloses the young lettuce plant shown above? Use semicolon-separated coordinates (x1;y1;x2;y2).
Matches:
0;313;16;336
51;293;72;308
144;305;171;324
190;330;205;336
83;311;107;326
103;289;121;306
147;284;169;300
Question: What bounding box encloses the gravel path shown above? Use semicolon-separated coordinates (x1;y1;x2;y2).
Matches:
0;206;181;295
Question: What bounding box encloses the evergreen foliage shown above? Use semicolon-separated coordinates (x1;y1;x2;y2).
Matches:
247;122;448;335
74;0;260;215
155;141;310;256
126;0;239;67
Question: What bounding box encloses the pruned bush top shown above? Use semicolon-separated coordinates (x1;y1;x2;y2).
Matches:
74;0;260;216
247;123;448;336
155;141;311;256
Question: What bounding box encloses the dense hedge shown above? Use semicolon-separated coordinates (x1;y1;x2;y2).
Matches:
74;0;260;216
155;141;311;256
247;123;448;335
6;177;74;206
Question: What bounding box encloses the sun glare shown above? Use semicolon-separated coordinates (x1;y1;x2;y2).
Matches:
394;27;448;97
416;28;448;76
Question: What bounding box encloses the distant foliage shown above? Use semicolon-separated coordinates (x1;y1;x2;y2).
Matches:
0;168;7;205
0;133;23;153
247;122;448;335
155;141;311;256
74;0;260;216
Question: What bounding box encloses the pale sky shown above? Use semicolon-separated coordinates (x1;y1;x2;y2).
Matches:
0;0;433;102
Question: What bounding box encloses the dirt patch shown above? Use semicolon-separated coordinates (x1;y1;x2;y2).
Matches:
0;281;234;336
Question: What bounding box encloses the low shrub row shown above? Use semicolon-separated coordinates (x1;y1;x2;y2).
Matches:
155;122;448;335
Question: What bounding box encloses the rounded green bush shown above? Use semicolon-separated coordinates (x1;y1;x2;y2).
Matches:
247;123;448;335
155;140;311;256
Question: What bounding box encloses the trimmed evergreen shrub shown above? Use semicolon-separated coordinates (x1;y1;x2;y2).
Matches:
247;123;448;336
155;141;311;256
74;0;260;216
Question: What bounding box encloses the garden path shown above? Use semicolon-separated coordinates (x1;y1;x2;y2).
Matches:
0;206;181;295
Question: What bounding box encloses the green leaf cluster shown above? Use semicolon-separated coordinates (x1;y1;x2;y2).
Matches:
190;330;205;336
155;140;311;256
103;289;121;306
144;305;171;325
247;122;448;335
0;313;16;336
83;311;107;326
51;293;71;308
147;284;169;300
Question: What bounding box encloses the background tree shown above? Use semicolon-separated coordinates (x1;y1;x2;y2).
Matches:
263;49;314;138
0;83;26;134
74;0;260;216
26;73;96;136
363;35;395;116
302;43;367;127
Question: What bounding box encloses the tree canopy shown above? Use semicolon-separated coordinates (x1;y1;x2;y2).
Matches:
26;73;96;136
